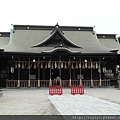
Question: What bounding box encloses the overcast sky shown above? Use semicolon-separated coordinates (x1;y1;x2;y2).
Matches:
0;0;120;36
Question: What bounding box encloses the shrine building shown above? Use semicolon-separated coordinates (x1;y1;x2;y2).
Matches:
0;23;119;88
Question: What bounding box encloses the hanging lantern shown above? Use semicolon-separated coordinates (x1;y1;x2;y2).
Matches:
75;63;78;69
64;62;67;69
10;67;14;73
58;62;60;69
84;59;87;68
51;62;54;69
55;62;57;68
82;62;85;69
45;62;47;69
34;63;36;69
72;63;74;69
102;67;106;73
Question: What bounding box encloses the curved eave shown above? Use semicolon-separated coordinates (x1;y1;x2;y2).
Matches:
41;47;81;54
32;30;56;47
110;49;119;53
0;49;4;54
32;28;82;48
57;29;82;48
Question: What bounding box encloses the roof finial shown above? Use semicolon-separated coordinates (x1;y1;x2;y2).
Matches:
56;22;58;26
55;23;59;28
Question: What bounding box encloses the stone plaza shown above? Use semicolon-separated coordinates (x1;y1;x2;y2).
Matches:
0;88;120;115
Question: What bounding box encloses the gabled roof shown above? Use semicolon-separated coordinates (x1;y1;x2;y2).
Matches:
33;24;81;48
0;24;118;55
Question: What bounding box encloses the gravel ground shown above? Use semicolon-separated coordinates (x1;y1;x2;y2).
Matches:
0;88;60;115
84;88;120;104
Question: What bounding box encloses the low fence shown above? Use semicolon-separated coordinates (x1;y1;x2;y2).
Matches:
20;80;28;87
82;80;91;87
6;80;18;88
71;80;80;86
40;80;49;87
49;85;63;95
61;80;69;87
6;79;111;88
101;79;110;87
82;80;111;87
71;85;84;95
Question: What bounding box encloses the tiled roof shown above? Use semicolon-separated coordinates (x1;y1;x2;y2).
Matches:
0;32;10;47
0;25;117;54
97;34;120;54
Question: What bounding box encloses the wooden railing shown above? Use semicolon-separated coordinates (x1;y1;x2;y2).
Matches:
101;79;110;87
6;80;18;88
40;80;49;87
20;80;28;87
6;79;111;88
82;80;91;87
93;80;100;87
30;80;38;87
62;80;69;87
71;80;80;86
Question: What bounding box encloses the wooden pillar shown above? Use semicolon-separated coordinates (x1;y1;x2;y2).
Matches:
43;62;45;80
90;58;94;87
17;57;20;88
38;58;40;88
59;56;62;86
28;57;30;88
69;58;71;87
79;58;82;85
49;59;52;86
99;58;102;87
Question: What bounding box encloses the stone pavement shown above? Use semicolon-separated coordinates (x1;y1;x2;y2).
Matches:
49;94;120;115
0;88;120;115
49;88;120;115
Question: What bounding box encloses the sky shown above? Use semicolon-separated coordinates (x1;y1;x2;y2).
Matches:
0;0;120;36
